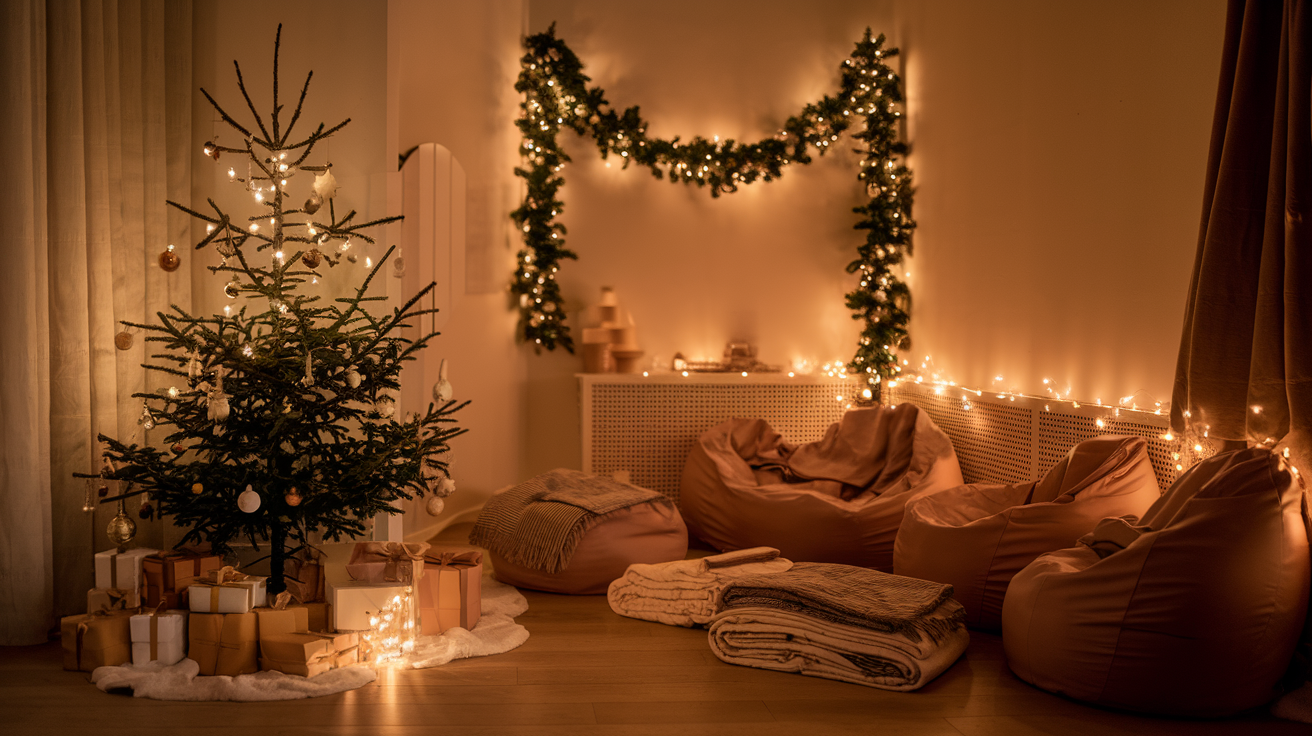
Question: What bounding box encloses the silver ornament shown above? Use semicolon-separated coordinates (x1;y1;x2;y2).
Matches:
237;485;261;513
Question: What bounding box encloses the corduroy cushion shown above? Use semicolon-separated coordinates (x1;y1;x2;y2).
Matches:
489;502;688;595
679;404;962;571
893;435;1161;631
1002;447;1311;717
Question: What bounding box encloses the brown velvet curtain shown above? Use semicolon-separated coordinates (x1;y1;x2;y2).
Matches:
1171;0;1311;465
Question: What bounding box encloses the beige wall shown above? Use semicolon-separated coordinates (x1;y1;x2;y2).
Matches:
897;0;1225;406
194;0;1227;522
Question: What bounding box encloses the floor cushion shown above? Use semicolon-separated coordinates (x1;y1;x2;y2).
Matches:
1002;447;1311;717
894;435;1161;631
679;403;962;571
489;501;688;595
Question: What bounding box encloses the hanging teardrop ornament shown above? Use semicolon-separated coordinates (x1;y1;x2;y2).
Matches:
139;401;155;430
107;498;137;551
433;358;453;403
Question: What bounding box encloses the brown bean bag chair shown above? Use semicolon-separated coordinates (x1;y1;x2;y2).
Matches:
1002;447;1311;717
679;403;962;571
489;501;688;595
894;435;1161;631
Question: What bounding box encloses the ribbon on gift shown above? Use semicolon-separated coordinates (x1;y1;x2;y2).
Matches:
271;591;293;611
91;588;132;612
346;541;430;584
74;609;122;671
146;602;166;661
424;548;482;570
201;566;253;612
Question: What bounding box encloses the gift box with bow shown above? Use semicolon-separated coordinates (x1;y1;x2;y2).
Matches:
418;545;482;636
345;541;430;585
142;547;223;609
61;609;134;672
189;566;267;614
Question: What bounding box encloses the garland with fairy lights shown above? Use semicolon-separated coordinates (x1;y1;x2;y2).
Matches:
512;25;914;390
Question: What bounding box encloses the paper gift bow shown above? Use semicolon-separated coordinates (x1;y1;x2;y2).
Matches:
424;548;483;569
199;566;254;611
91;588;133;612
347;541;431;584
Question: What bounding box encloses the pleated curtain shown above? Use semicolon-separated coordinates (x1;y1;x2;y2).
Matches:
0;0;192;646
1171;0;1311;468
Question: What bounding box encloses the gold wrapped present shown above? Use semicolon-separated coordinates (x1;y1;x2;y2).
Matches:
87;587;138;612
61;609;133;672
188;612;258;676
142;548;222;609
345;541;430;585
419;546;482;636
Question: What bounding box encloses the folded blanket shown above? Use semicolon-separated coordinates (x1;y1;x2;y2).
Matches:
608;547;794;627
469;469;670;573
707;604;969;691
715;562;964;645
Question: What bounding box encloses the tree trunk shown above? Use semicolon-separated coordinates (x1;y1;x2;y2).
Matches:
268;519;287;595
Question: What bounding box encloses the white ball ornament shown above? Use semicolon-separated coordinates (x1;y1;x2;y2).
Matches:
345;366;361;389
424;496;445;516
237;485;261;513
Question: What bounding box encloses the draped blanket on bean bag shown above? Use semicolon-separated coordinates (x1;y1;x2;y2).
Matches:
471;469;688;595
1002;447;1311;717
894;435;1161;631
679;403;962;570
706;562;969;691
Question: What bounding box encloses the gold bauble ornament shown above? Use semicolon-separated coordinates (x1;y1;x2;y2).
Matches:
171;443;186;455
191;482;204;495
106;502;137;549
114;331;133;350
301;248;322;269
284;488;303;507
158;247;180;272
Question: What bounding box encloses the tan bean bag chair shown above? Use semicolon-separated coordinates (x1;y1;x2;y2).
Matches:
894;435;1161;631
679;403;962;571
1002;447;1311;717
489;501;688;595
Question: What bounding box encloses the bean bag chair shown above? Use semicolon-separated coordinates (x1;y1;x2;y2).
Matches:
470;469;688;595
679;403;962;571
894;435;1161;631
1002;447;1311;717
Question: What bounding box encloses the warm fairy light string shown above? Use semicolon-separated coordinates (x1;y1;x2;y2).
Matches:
513;26;914;382
361;587;417;667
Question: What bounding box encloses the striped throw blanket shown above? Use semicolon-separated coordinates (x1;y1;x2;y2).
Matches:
708;563;969;690
470;469;671;573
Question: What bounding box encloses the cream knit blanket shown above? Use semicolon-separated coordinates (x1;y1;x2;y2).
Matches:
608;548;794;627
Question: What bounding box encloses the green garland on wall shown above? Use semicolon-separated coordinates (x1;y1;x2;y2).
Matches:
512;25;914;390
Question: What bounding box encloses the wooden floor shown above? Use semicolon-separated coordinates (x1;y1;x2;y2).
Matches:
3;527;1307;735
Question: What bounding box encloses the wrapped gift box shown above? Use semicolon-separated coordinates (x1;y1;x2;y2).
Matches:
142;549;223;609
189;612;258;676
255;599;310;638
93;547;157;595
61;609;133;672
130;610;187;666
327;580;410;631
334;646;360;668
345;541;429;585
301;601;331;632
189;567;267;614
418;546;482;636
284;557;325;603
87;587;139;612
260;653;333;678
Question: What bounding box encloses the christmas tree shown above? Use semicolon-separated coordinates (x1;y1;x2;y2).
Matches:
78;26;467;595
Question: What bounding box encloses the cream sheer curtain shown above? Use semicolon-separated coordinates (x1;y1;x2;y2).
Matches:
0;0;191;646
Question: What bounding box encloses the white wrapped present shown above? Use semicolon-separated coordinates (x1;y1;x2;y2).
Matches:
327;580;410;631
130;610;187;665
188;566;267;614
93;548;158;594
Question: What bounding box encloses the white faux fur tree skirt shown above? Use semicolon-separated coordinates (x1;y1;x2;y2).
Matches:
89;575;530;701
